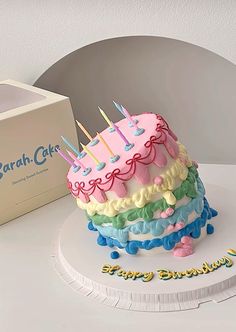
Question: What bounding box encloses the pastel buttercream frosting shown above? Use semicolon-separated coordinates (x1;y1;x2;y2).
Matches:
67;113;180;203
91;177;204;246
76;142;192;217
65;111;217;257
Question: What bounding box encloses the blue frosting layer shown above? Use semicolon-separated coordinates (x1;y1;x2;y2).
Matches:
92;198;217;255
93;177;205;246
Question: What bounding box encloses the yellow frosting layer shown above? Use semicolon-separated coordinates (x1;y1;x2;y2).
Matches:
77;142;192;217
162;191;177;206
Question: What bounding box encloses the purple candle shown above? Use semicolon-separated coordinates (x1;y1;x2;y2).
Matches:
56;148;76;167
66;150;86;170
121;105;138;130
112;123;131;146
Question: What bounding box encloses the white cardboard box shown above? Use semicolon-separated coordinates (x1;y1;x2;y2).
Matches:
0;80;78;225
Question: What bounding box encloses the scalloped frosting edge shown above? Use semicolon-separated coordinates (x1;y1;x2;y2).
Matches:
77;142;192;216
68;114;180;203
94;197;217;255
91;176;204;245
89;166;199;229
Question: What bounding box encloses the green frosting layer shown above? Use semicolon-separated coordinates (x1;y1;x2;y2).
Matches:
89;166;198;229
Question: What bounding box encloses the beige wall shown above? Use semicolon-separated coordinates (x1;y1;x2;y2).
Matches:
0;1;235;84
35;36;236;165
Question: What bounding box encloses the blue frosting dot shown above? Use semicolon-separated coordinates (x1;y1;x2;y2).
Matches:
87;221;97;231
97;234;107;246
72;165;80;173
207;224;214;235
110;251;120;259
96;162;106;171
89;138;99;146
210;208;218;217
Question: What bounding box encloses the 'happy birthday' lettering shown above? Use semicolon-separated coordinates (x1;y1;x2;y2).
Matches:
101;264;154;282
101;254;234;282
157;256;233;280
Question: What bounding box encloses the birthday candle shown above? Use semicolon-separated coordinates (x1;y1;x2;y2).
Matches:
56;148;76;167
61;136;81;156
121;105;138;130
97;132;115;157
112;123;130;146
81;143;100;165
113;101;124;116
66;150;86;170
98;107;113;128
76;121;93;141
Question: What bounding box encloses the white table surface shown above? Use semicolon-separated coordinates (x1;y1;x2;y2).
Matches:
1;164;236;332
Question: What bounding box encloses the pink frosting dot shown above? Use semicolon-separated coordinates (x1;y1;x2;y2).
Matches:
167;224;175;232
166;207;174;216
173;244;193;257
175;221;184;230
154;176;163;185
160;211;168;219
181;236;193;245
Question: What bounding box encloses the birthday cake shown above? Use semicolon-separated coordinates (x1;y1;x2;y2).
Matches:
63;105;217;259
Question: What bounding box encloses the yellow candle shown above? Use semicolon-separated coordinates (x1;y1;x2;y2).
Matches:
76;120;93;141
98;107;112;128
81;143;100;165
97;132;115;157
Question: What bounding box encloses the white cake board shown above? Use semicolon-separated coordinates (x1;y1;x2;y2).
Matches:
52;182;236;312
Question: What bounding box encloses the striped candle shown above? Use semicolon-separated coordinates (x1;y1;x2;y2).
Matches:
98;107;113;128
66;150;86;170
121;105;138;130
113;101;124;116
97;132;115;157
81;143;100;165
76;121;93;141
112;123;130;146
56;148;76;167
61;136;81;156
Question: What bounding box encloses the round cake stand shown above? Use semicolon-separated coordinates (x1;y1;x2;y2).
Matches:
52;183;236;312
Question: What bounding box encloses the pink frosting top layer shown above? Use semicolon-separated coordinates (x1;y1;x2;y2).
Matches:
67;113;178;203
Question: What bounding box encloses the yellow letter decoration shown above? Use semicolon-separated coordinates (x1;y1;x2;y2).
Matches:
101;252;234;283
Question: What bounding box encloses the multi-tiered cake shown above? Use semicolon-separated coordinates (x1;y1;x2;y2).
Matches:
66;111;217;258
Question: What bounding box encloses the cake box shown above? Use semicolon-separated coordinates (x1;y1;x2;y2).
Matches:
0;80;78;225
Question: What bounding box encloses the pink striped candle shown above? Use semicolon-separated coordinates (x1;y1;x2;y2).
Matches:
66;150;86;170
56;148;76;167
121;105;138;130
112;123;130;146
